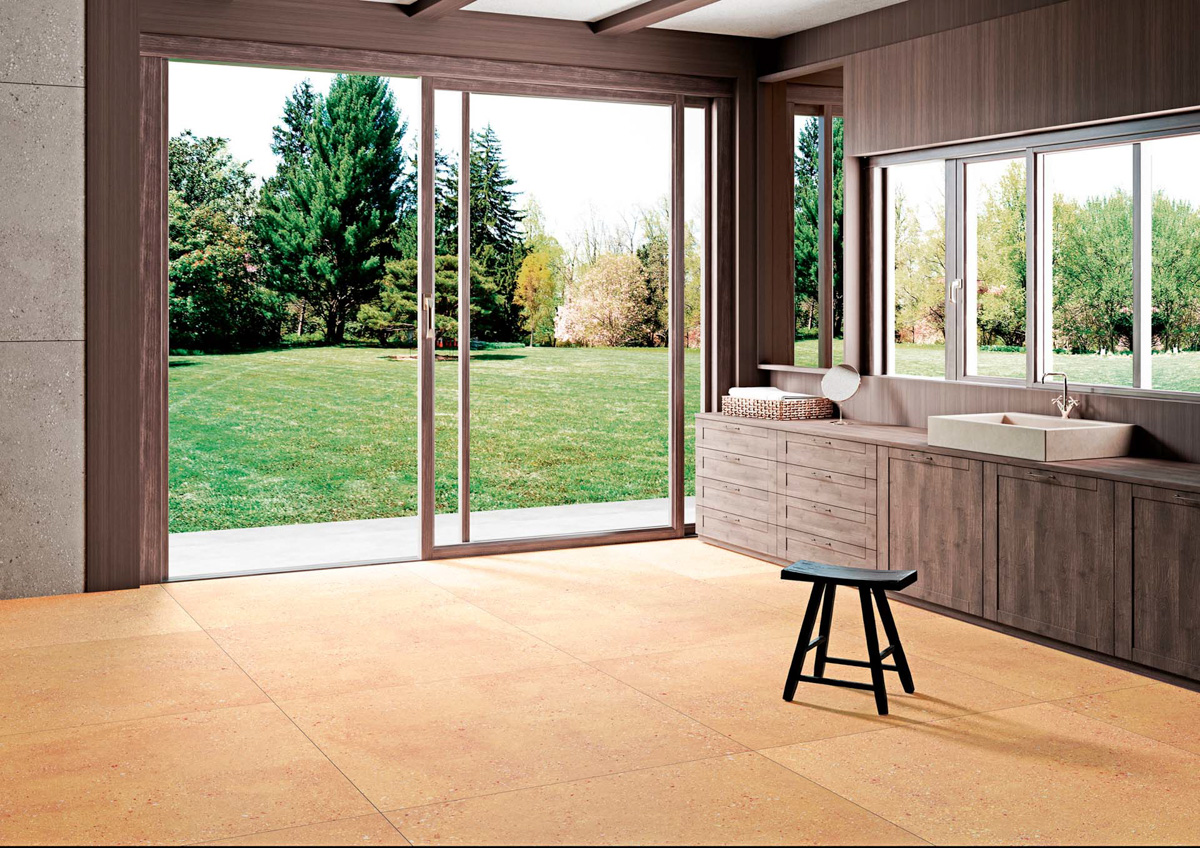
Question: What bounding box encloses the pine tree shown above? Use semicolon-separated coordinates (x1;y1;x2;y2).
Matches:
470;125;525;341
257;74;405;344
793;117;844;338
271;80;318;176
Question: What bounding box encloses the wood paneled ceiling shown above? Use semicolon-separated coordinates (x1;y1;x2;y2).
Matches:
367;0;910;38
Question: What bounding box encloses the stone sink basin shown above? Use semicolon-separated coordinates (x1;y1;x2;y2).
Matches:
926;412;1134;462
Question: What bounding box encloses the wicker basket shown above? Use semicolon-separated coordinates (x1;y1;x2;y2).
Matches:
721;394;834;421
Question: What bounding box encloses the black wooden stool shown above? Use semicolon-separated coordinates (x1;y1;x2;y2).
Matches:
780;560;918;715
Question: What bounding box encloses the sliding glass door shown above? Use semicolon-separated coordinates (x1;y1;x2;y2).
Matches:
162;61;709;578
428;83;697;549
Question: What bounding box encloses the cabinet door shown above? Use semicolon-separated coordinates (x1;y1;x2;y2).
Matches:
887;449;984;615
987;465;1114;652
1118;485;1200;679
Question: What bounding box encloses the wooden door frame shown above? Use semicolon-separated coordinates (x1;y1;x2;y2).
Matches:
120;36;740;585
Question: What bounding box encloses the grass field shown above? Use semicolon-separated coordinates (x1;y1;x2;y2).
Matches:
169;346;700;533
797;339;1200;390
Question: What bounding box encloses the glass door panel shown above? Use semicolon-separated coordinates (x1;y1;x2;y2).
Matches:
963;156;1027;379
458;92;674;543
166;62;424;579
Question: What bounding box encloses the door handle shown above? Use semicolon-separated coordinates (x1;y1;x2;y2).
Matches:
425;296;436;339
949;278;962;305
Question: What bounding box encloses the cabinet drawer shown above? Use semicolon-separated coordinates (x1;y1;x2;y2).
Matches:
997;465;1097;491
697;506;776;556
696;448;774;490
778;495;877;549
778;527;876;569
697;418;776;460
696;477;776;521
891;448;971;471
777;464;876;513
779;432;877;478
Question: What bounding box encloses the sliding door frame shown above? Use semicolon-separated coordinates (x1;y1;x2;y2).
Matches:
423;77;700;558
139;37;725;578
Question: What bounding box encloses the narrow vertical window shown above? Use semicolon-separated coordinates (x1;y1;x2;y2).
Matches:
963;157;1027;379
886;160;947;378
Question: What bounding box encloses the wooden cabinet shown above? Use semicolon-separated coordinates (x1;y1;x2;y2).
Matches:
985;464;1115;653
693;412;1200;683
885;449;984;615
1115;485;1200;679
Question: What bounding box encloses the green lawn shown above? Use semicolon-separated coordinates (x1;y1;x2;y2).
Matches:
169;346;701;533
797;339;1200;390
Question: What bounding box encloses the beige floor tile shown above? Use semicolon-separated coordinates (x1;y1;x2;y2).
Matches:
888;610;1154;700
404;548;691;610
0;703;373;845
458;576;797;662
388;752;926;846
208;600;575;701
595;637;1035;749
621;537;781;579
763;701;1200;845
166;562;461;630
280;663;745;811
1057;682;1200;755
199;813;409;846
0;630;267;737
0;585;198;651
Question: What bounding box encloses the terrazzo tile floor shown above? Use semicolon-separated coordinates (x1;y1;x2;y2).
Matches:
1;539;1197;845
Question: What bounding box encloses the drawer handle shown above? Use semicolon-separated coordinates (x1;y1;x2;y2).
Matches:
1027;471;1057;481
1174;493;1200;506
719;513;742;524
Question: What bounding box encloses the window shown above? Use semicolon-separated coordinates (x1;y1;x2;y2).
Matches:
793;108;843;368
876;115;1200;397
1045;145;1134;388
885;159;946;379
964;156;1026;379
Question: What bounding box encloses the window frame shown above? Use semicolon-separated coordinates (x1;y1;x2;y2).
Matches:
790;99;844;372
870;110;1200;402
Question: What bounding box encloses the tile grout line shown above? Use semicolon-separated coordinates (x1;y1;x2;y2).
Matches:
1036;694;1200;761
379;750;783;818
179;812;401;848
159;584;414;846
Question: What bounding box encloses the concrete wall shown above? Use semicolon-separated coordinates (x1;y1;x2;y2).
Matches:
0;0;86;599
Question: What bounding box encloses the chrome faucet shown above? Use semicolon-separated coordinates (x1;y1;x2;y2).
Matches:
1043;372;1079;419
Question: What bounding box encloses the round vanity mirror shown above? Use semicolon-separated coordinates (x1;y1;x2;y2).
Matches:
821;363;861;425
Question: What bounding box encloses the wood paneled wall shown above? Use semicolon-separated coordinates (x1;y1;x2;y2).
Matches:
86;0;144;592
139;0;755;79
757;82;794;365
762;0;1066;81
845;0;1200;155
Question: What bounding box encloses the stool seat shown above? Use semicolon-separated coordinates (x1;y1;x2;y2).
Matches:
781;560;917;591
780;558;918;715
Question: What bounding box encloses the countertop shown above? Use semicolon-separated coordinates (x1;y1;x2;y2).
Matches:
697;412;1200;494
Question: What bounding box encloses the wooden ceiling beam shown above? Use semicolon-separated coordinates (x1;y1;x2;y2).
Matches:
402;0;474;19
590;0;722;37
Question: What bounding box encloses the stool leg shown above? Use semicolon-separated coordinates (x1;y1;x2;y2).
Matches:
858;587;889;715
783;582;825;702
812;585;837;679
873;588;915;694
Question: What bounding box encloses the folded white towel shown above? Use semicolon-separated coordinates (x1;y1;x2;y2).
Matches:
728;386;816;401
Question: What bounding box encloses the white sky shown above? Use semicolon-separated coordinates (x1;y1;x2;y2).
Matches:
168;61;706;252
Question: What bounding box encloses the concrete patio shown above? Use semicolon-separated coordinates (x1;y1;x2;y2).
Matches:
168;497;696;579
